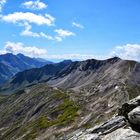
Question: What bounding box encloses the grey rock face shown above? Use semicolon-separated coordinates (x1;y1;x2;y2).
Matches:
68;131;101;140
118;96;140;118
102;128;140;140
128;96;140;106
90;116;126;135
128;106;140;125
69;95;140;140
69;116;126;140
118;96;140;132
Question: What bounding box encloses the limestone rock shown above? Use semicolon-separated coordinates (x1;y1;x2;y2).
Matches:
103;128;140;140
128;106;140;125
89;116;126;135
68;131;100;140
118;96;140;118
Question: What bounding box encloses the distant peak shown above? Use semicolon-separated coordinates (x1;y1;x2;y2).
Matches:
17;53;25;57
111;56;121;60
107;57;121;62
0;53;15;57
60;60;73;64
5;53;14;55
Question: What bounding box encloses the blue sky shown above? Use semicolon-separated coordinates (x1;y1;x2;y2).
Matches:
0;0;140;61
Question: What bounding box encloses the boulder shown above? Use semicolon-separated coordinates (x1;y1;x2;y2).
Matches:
78;134;101;140
68;131;100;140
89;116;126;135
118;96;140;119
128;106;140;125
102;128;140;140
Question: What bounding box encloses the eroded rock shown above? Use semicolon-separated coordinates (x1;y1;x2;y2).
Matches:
102;128;140;140
128;106;140;125
68;131;101;140
89;116;126;135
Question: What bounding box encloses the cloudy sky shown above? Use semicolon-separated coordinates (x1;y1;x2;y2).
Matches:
0;0;140;61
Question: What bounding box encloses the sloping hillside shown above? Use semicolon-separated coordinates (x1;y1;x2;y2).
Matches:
0;84;80;140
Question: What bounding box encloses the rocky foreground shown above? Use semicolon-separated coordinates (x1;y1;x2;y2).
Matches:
1;83;140;140
68;95;140;140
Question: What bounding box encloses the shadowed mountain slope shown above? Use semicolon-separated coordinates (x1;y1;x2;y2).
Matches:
0;60;72;94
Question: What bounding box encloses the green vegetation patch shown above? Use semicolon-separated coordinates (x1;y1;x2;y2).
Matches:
33;98;79;129
20;98;79;140
54;99;79;125
53;90;69;100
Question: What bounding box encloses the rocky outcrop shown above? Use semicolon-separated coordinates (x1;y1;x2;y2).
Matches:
68;131;101;140
90;116;126;135
67;116;126;140
118;96;140;118
69;95;140;140
118;95;140;132
102;128;140;140
128;106;140;125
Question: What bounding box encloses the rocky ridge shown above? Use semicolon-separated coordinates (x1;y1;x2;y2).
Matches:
68;95;140;140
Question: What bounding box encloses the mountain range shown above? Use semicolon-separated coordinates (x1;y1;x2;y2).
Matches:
0;55;140;139
0;53;52;84
1;57;140;95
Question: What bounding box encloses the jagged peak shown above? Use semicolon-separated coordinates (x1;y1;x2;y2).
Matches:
16;53;25;57
107;56;121;61
0;53;15;57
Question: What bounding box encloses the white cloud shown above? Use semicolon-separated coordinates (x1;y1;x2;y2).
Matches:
1;12;55;26
40;32;53;40
45;14;55;23
21;22;40;37
111;44;140;61
1;12;56;41
72;22;84;29
0;41;47;57
55;29;75;37
0;0;6;12
22;0;47;10
54;29;75;41
20;22;54;40
1;12;75;42
55;36;63;42
21;26;75;41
